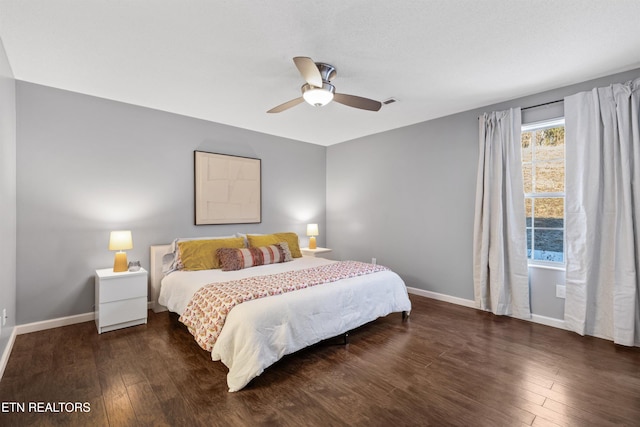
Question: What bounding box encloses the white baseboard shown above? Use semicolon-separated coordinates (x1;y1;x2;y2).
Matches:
0;327;17;381
531;313;567;330
406;287;567;331
406;286;476;308
16;312;95;335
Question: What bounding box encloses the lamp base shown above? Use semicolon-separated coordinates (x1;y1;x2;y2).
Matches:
309;236;317;250
113;252;128;272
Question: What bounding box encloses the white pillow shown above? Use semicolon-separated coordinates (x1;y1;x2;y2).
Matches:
235;232;263;247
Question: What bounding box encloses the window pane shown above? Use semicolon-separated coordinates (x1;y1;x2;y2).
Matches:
534;127;564;161
525;198;532;227
521;120;565;265
534;161;564;193
533;197;563;228
521;131;532;162
522;164;532;194
533;229;564;262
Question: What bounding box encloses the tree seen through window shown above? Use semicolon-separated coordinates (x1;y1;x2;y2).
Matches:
521;119;565;263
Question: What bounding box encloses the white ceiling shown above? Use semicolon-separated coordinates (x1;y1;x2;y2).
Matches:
1;1;639;146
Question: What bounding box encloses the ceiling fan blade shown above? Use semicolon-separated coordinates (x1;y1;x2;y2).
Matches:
293;57;323;87
333;93;382;111
267;97;304;113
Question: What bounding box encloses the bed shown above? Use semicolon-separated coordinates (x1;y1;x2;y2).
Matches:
149;236;412;392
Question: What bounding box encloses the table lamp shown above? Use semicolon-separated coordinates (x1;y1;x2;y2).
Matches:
109;230;133;272
307;224;319;250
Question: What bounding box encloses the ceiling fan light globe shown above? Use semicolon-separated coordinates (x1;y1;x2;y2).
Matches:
302;83;335;107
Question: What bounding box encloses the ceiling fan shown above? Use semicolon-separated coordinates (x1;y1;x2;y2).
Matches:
267;57;382;113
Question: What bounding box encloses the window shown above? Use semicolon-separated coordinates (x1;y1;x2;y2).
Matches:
521;118;565;264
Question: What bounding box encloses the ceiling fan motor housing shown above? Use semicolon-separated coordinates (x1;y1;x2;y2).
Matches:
315;63;337;83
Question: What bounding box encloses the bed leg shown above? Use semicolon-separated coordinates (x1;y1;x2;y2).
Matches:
343;332;349;345
402;311;410;321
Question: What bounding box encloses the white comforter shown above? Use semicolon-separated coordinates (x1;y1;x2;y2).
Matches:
159;257;411;392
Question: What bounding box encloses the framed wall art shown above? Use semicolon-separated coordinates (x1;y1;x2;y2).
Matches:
194;151;261;225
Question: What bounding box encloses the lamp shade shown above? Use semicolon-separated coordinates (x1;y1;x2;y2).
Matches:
109;230;133;251
306;224;319;237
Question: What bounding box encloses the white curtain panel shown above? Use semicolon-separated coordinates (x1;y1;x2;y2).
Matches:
473;108;530;318
564;77;640;347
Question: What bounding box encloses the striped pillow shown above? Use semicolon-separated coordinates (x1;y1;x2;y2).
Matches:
217;243;292;271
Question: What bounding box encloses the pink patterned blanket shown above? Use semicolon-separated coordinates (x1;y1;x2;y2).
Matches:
179;261;389;352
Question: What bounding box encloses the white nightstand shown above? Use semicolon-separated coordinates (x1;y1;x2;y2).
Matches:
300;247;333;258
95;268;148;334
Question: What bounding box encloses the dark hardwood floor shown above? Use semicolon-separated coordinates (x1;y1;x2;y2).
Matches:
1;295;639;426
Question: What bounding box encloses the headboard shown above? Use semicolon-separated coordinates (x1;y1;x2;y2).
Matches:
150;244;172;313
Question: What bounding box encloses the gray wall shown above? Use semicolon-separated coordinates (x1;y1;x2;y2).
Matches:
0;39;16;357
12;66;640;326
327;67;640;321
16;83;326;324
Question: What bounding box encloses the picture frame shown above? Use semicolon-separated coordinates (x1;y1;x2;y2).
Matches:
194;151;261;225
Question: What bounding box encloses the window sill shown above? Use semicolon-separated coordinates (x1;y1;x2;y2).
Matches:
528;263;566;272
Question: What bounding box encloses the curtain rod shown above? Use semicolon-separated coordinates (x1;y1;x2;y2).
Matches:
521;99;563;111
477;99;565;120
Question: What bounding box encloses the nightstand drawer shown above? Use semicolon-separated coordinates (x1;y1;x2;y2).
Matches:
100;274;146;303
100;297;147;327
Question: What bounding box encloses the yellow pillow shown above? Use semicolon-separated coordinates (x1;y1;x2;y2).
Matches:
247;233;302;258
178;237;245;270
247;234;280;248
273;232;302;258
